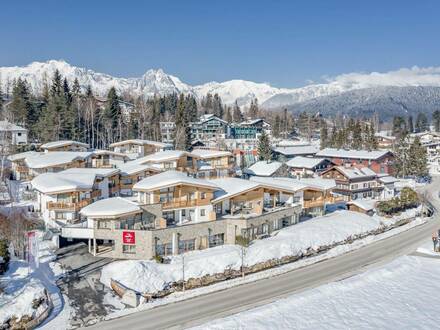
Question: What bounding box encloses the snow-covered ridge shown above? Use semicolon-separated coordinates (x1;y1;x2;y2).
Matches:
3;60;440;108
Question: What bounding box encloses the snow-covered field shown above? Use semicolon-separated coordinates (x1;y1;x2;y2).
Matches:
101;208;420;296
192;244;440;330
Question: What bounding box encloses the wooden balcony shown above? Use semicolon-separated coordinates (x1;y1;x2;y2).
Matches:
47;199;92;211
162;198;209;209
16;166;29;173
91;190;101;199
303;196;345;209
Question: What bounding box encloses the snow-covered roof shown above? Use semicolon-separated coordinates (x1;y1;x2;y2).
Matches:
273;145;319;156
133;171;219;191
197;114;227;124
209;178;261;202
288;177;337;191
276;140;309;147
244;161;283;176
286;156;327;169
40;140;89;149
332;166;377;179
0;121;27;131
61;167;120;178
316;148;392;160
109;139;171;148
135;150;189;164
8;151;38;162
347;199;376;211
374;132;396;140
117;161;158;176
90;149;130;159
249;176;316;192
31;172;96;194
80;197;141;218
25;151;93;169
378;175;399;184
239;118;269;126
190;149;232;159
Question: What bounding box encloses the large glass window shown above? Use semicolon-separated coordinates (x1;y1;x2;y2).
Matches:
122;244;136;254
178;239;196;253
209;233;224;247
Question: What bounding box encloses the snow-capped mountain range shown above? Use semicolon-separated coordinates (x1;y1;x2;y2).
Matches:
2;60;440;113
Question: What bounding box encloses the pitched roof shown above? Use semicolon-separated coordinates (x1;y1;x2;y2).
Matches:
190;149;232;159
31;172;96;194
133;171;219;191
80;197;141;218
8;151;38;162
330;166;377;179
40;140;89;149
285;156;327;169
316;148;392;160
273;145;319;156
244;161;283;176
0;121;27;132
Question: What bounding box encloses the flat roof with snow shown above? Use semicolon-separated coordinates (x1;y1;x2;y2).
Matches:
117;161;159;176
61;167;120;178
134;150;189;164
316;148;392;160
40;140;90;150
133;171;219;191
31;172;96;194
80;197;141;218
109;139;171;148
25;151;93;169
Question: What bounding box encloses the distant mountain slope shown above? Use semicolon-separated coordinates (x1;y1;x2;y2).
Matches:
3;60;440;114
281;86;440;119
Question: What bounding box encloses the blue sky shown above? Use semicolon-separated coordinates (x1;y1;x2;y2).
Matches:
1;0;439;87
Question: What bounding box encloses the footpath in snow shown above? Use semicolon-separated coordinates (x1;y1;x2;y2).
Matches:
101;208;422;299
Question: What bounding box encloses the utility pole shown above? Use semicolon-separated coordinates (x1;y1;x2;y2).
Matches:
182;254;185;292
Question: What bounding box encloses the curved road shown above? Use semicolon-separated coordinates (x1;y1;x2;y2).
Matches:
88;181;440;330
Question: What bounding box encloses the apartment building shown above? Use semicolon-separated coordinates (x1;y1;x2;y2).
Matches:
31;168;118;227
316;148;395;174
40;140;90;152
285;156;334;178
321;166;380;201
89;150;129;168
109;139;173;159
190;149;235;178
62;171;303;259
134;150;197;173
159;121;175;144
117;162;161;196
191;114;229;141
9;151;93;180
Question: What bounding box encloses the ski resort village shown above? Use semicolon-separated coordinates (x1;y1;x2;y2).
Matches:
3;2;440;328
0;61;439;329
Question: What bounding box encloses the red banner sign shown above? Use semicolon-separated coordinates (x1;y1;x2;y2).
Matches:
123;231;135;244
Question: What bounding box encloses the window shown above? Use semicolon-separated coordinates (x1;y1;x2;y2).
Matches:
209;233;224;247
97;220;112;229
200;209;206;217
122;245;136;254
178;239;196;253
201;192;206;199
55;212;68;220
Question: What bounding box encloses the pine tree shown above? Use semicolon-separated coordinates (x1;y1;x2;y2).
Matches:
351;120;363;150
272;114;281;138
408;136;428;176
9;78;33;125
212;93;223;118
248;98;259;119
185;95;198;123
257;130;271;161
225;106;232;123
415;112;428;133
232;101;243;123
320;119;328;149
174;94;191;150
407;115;414;134
104;87;122;144
432;110;440;132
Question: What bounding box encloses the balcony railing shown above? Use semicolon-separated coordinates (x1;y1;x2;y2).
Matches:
161;198;210;209
303;196;345;208
47;199;92;211
16;166;28;173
